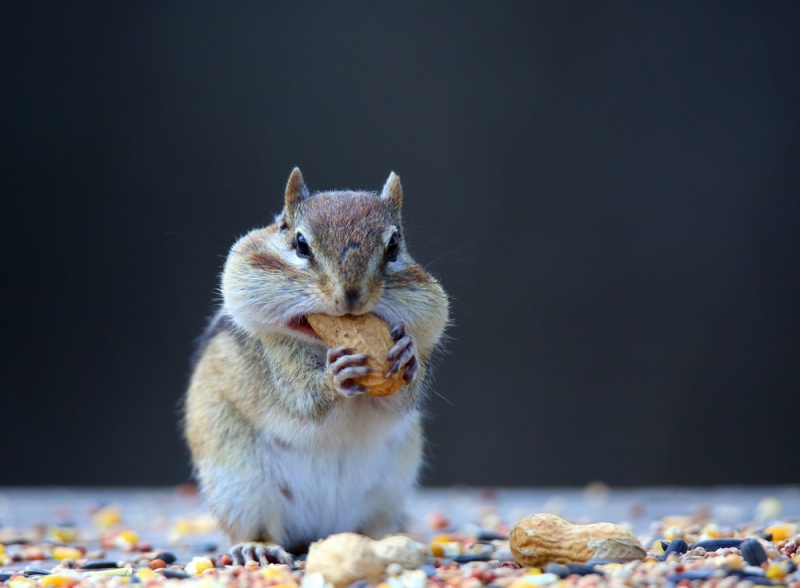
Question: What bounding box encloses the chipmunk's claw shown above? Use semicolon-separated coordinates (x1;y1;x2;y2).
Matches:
327;347;373;396
386;323;419;383
230;542;293;566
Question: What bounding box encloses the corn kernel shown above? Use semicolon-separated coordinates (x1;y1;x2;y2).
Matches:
185;556;214;575
766;562;788;580
510;573;557;588
261;564;295;584
40;573;81;588
52;546;83;561
651;540;664;554
114;530;139;551
702;524;721;539
92;506;122;529
0;543;5;555
261;564;294;581
756;498;783;522
763;524;797;542
430;534;459;557
137;568;158;582
48;527;78;543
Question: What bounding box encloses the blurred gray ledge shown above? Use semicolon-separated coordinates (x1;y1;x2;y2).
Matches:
1;486;798;542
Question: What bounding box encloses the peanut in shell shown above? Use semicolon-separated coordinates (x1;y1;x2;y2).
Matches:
510;513;646;567
306;313;404;397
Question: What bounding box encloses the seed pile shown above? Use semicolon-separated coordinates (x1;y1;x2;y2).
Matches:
0;495;798;588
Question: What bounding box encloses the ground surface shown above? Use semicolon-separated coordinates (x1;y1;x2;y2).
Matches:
0;486;798;587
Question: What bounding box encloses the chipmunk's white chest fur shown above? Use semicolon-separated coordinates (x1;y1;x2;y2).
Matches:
201;400;420;548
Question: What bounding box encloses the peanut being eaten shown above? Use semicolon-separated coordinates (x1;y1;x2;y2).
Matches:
306;313;405;397
510;513;646;567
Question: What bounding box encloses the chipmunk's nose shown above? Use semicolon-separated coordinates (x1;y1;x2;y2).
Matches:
344;287;361;310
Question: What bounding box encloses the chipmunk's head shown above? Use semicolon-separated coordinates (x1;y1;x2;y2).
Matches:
223;168;429;342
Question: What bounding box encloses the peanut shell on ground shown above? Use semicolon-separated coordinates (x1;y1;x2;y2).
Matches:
305;532;386;588
510;513;646;568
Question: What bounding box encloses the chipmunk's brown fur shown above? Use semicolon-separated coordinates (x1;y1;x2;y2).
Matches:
184;169;448;565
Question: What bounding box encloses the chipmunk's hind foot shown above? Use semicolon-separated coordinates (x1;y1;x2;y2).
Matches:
230;542;293;566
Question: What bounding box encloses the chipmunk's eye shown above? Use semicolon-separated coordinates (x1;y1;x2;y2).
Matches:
386;233;399;262
296;233;311;258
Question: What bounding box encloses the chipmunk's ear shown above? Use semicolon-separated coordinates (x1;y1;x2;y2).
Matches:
380;171;403;218
283;167;309;224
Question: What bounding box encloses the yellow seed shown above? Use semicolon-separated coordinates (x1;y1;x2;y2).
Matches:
92;506;122;529
756;498;783;522
766;562;788;580
185;556;214;575
651;540;664;554
260;564;293;581
527;568;542;575
119;530;139;544
48;527;78;543
40;573;80;587
510;574;547;588
429;534;455;557
137;568;158;582
8;577;37;588
702;524;721;539
114;530;140;551
52;546;83;561
272;584;300;588
663;526;684;541
763;524;797;542
0;543;5;555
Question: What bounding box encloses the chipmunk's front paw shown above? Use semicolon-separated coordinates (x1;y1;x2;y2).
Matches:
327;347;374;397
386;322;419;383
230;542;293;566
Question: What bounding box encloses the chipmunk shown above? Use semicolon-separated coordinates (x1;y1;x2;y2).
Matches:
183;168;449;565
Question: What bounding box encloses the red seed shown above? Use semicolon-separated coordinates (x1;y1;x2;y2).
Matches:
427;513;450;531
149;559;166;570
219;555;232;566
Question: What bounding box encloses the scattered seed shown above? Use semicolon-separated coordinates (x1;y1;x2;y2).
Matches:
740;538;768;567
79;561;119;570
659;538;688;561
153;552;177;564
694;539;743;551
157;569;190;579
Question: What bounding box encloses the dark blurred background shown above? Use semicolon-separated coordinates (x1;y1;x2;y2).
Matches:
2;2;799;487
